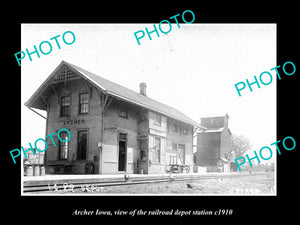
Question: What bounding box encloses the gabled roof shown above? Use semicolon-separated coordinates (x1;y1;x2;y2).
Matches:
25;61;203;128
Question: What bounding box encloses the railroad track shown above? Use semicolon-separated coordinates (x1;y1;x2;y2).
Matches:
23;172;272;193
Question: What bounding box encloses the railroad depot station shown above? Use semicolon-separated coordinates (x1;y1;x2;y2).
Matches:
25;61;235;175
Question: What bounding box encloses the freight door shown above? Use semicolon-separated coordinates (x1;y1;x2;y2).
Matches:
178;144;185;164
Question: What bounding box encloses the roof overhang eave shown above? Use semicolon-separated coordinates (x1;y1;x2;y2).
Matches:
106;90;203;128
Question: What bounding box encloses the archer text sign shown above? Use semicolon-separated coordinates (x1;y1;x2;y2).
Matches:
63;119;85;126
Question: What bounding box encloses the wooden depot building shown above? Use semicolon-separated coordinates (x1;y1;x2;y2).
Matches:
25;61;204;175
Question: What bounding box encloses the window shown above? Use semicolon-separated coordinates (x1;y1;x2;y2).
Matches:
182;127;188;135
77;130;88;160
154;137;161;163
170;155;177;164
172;143;177;151
60;96;70;116
79;93;89;114
154;113;161;125
119;133;127;141
58;132;70;160
118;107;128;118
171;124;178;133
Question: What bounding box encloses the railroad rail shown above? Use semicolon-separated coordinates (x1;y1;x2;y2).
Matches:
23;172;272;194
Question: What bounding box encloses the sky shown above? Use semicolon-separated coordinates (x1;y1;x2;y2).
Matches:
21;23;276;161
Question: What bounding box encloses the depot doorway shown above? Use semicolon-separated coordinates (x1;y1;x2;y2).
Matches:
118;133;127;171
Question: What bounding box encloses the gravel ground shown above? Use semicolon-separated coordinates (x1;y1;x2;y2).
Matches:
100;172;275;195
28;172;275;195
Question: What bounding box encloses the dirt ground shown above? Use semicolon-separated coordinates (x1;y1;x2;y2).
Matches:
29;172;275;195
101;173;275;195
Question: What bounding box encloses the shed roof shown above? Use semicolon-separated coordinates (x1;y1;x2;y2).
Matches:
200;127;232;135
25;61;204;128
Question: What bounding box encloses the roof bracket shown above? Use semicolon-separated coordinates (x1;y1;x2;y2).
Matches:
27;107;47;120
103;96;113;113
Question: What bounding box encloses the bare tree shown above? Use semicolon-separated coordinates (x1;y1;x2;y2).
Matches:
230;134;251;158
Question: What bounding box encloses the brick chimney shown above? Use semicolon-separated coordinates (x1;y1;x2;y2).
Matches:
139;82;147;96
